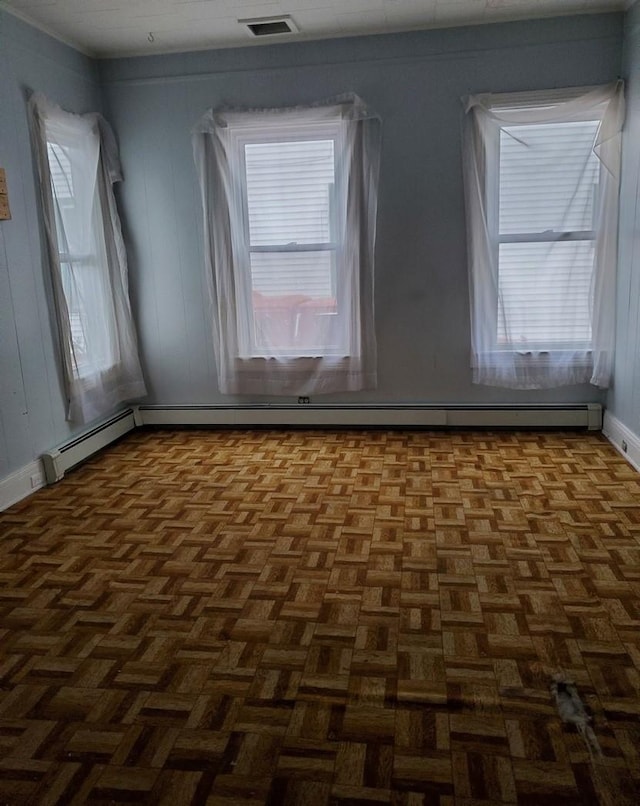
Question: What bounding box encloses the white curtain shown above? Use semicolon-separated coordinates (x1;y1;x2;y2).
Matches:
30;93;146;423
462;82;624;389
192;94;380;396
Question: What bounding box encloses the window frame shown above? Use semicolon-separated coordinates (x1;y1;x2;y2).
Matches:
486;108;603;354
45;128;118;381
227;118;348;360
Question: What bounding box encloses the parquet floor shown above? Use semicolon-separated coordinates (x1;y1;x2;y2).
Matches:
0;428;639;805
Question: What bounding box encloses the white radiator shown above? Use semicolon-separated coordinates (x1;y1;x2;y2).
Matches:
134;403;602;430
41;408;136;483
38;403;602;486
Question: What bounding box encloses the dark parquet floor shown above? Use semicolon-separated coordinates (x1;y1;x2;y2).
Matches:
0;428;639;805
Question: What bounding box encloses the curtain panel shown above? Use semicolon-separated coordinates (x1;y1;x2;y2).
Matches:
192;94;381;396
29;94;146;423
462;82;624;390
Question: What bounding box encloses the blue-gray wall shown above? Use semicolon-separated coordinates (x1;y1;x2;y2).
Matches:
608;1;640;435
99;14;622;408
0;8;631;485
0;10;102;481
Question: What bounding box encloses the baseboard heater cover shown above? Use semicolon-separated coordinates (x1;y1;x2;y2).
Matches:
41;408;136;484
135;403;602;430
37;404;601;486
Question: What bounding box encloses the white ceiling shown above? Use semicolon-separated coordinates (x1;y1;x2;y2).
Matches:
1;0;626;58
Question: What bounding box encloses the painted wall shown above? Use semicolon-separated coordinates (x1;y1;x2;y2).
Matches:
0;9;102;480
608;1;640;437
0;9;628;487
99;14;622;408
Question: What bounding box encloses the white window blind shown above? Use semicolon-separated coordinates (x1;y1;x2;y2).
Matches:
496;119;600;347
46;136;116;379
245;138;336;302
47;143;73;199
246;139;334;246
47;143;87;362
243;137;339;355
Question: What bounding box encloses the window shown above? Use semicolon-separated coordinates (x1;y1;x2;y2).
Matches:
242;133;340;357
30;93;146;423
193;95;381;396
46;138;117;378
495;118;600;347
463;82;623;389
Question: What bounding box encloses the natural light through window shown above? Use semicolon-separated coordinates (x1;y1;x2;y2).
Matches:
46;139;116;379
462;82;623;389
496;119;600;348
243;136;340;357
192;95;380;396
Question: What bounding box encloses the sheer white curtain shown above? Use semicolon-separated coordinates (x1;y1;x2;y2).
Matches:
192;94;380;396
462;82;624;389
30;94;146;423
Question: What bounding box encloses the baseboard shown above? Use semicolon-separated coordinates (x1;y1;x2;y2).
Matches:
602;411;640;472
41;408;137;484
0;459;46;512
135;403;602;430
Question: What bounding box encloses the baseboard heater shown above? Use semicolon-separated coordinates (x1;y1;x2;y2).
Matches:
134;403;602;430
39;404;601;485
41;408;136;484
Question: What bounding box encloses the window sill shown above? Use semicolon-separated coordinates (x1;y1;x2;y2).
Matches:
489;347;592;359
237;353;351;362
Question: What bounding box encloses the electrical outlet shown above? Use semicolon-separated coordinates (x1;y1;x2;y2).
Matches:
297;396;310;404
622;440;628;453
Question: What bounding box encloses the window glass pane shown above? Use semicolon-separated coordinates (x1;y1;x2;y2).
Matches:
245;139;335;246
59;261;112;376
250;251;337;354
250;250;333;298
47;143;73;199
48;142;81;254
497;240;593;345
47;138;116;378
499;120;600;235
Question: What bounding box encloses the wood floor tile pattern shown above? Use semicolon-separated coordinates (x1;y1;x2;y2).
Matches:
0;429;639;805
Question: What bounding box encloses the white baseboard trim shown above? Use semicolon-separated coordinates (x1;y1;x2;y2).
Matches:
135;403;602;430
0;459;46;512
602;411;640;473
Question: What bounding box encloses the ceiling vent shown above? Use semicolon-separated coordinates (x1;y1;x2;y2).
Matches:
240;15;299;38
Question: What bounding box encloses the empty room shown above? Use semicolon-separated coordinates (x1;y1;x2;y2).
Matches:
1;0;639;803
